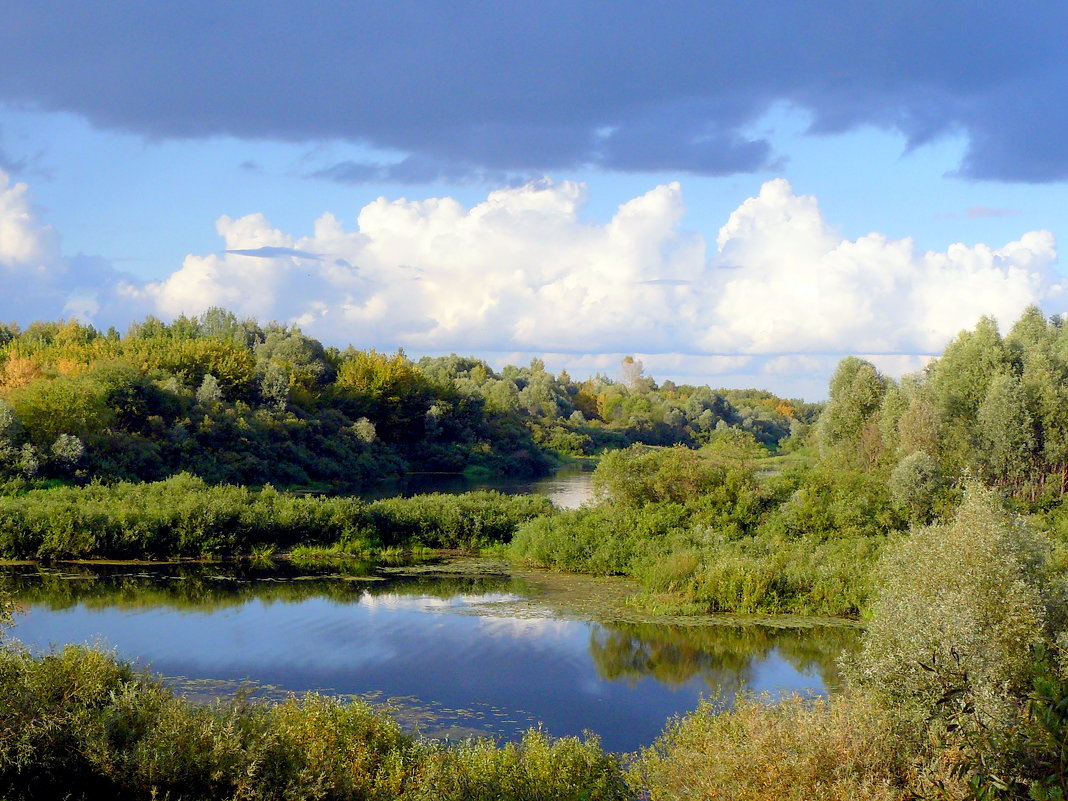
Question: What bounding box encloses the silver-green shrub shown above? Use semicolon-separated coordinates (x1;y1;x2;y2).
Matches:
851;483;1067;725
888;450;942;525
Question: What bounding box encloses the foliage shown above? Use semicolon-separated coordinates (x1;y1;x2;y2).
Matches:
512;447;895;616
888;450;943;524
815;307;1068;508
366;491;553;550
850;484;1067;727
0;313;809;489
0;645;629;801
592;443;755;507
629;693;913;801
0;475;550;559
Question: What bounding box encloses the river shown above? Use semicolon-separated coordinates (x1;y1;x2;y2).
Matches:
2;559;857;753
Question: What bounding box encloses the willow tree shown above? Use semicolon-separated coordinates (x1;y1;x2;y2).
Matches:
976;372;1036;490
816;357;887;463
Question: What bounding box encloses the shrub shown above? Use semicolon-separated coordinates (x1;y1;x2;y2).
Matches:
629;693;912;801
850;483;1068;726
0;478;551;559
0;645;631;801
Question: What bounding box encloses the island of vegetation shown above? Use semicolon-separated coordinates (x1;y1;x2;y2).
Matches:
3;306;1068;799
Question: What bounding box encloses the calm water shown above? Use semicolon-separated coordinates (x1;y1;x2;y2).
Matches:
3;561;857;752
368;466;596;509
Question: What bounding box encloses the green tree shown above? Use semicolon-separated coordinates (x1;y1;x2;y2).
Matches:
887;450;942;525
816;357;887;460
8;376;114;445
976;372;1035;487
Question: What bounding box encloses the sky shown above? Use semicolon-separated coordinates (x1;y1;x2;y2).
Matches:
2;2;1068;399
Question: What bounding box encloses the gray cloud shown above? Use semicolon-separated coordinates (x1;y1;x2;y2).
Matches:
309;155;531;187
2;2;1068;181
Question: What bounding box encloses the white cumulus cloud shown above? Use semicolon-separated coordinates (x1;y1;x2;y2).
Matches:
706;179;1061;354
5;173;1064;397
130;178;1062;364
0;171;60;273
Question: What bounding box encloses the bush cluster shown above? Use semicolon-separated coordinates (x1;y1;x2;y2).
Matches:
511;445;898;616
0;645;628;801
0;474;552;559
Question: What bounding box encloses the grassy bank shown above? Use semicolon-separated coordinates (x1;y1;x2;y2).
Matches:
0;473;552;560
509;444;899;617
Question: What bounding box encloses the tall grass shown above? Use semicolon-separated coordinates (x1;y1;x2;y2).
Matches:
510;503;886;617
0;474;553;559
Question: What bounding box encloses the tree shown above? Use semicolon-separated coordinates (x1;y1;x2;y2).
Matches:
51;434;86;470
621;356;646;392
816;357;887;459
8;377;114;445
896;387;940;459
593;444;745;507
976;372;1035;487
259;362;290;410
0;400;19;442
888;450;942;525
196;373;222;405
927;316;1013;427
350;417;376;443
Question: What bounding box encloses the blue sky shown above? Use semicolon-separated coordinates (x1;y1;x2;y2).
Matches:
2;1;1068;399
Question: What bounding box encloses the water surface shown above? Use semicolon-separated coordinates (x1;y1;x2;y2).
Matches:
368;466;595;509
3;561;856;752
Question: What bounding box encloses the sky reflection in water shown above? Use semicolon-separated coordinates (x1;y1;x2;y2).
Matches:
3;563;856;752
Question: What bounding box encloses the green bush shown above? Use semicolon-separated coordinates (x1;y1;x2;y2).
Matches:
850;483;1068;726
367;491;553;549
0;645;629;801
511;471;886;617
0;476;551;559
629;693;913;801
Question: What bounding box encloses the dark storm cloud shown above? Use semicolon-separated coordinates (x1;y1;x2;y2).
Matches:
2;1;1067;181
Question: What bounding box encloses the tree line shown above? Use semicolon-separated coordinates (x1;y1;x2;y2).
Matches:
0;310;811;489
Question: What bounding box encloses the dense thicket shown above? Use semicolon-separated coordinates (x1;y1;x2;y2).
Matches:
815;306;1068;513
511;438;898;616
0;312;811;489
0;474;552;559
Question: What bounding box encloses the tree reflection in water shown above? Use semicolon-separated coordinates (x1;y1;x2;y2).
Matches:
589;619;860;692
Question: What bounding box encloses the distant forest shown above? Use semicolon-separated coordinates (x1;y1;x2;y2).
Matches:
0;310;815;489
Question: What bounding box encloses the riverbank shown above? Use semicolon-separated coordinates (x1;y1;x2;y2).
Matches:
0;475;553;560
1;555;858;750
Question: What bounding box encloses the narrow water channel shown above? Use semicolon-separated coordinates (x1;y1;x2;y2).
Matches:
1;560;857;753
367;465;596;509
